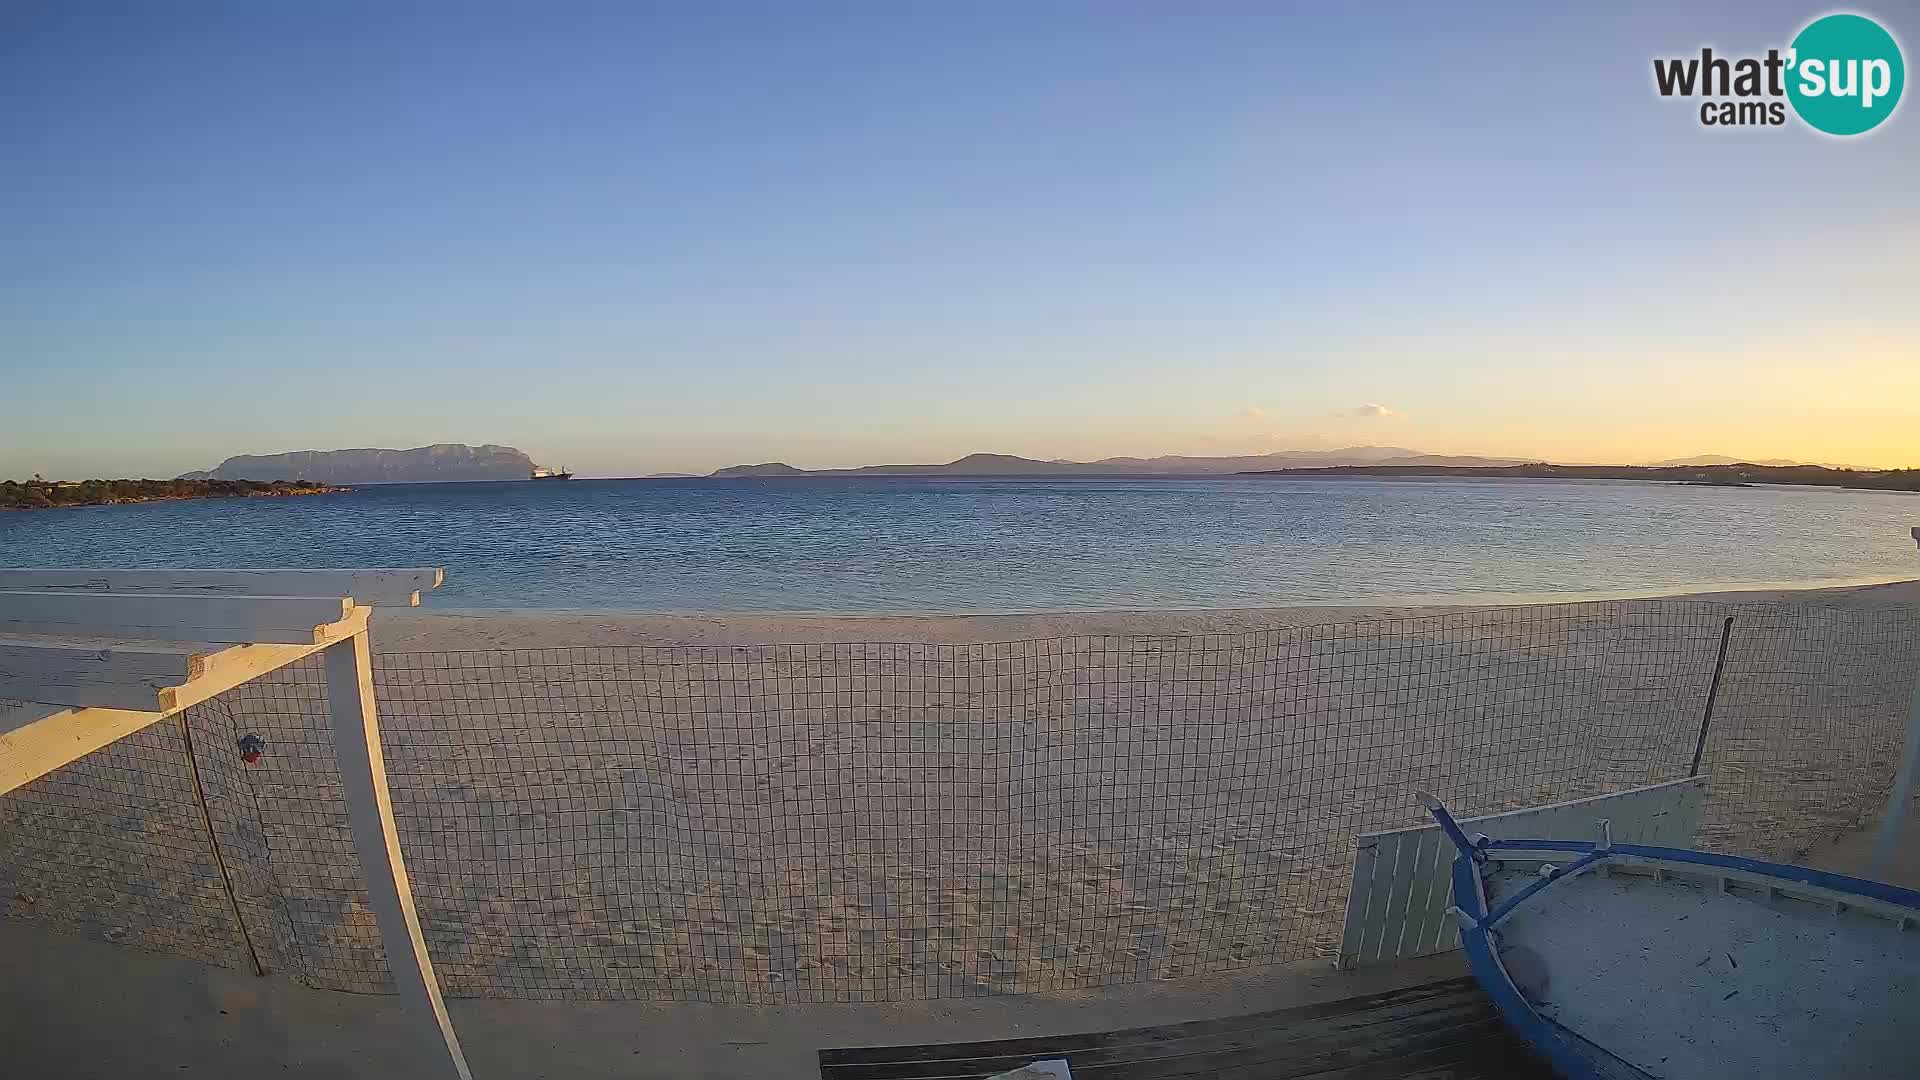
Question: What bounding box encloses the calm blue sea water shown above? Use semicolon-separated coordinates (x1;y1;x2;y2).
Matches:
2;477;1915;612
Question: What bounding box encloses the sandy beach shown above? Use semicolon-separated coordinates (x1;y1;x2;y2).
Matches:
369;578;1920;651
275;576;1918;1002
8;576;1917;1007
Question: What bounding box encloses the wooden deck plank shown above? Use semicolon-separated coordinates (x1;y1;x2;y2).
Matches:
1272;1031;1546;1080
1091;1018;1512;1079
818;978;1553;1080
820;978;1481;1066
822;999;1496;1079
821;1021;1543;1080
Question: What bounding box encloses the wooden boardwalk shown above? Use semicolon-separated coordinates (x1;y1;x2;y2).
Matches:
817;976;1551;1080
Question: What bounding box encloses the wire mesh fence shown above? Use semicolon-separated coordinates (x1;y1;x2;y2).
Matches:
0;718;250;970
2;599;1915;1003
1694;604;1920;856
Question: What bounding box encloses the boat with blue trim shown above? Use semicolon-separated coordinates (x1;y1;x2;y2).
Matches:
1424;793;1920;1079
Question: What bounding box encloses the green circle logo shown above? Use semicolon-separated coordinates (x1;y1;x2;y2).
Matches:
1787;13;1904;135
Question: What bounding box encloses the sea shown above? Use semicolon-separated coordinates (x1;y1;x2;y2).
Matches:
3;476;1916;612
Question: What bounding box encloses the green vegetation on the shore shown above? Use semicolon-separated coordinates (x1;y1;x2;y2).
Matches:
1;476;346;511
1241;461;1920;491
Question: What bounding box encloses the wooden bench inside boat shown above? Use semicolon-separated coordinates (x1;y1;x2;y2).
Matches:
817;976;1553;1080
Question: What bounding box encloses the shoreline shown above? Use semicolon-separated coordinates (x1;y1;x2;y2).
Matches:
372;575;1920;651
0;479;347;512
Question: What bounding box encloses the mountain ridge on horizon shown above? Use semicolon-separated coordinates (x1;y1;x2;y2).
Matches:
712;448;1874;478
181;443;543;484
158;442;1868;484
711;447;1535;477
1642;453;1866;470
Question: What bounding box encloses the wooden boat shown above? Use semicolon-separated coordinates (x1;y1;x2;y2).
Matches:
1422;795;1920;1078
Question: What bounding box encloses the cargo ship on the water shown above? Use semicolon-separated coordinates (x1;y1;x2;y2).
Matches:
529;466;573;480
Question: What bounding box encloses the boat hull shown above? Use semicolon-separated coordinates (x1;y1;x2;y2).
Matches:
1448;840;1920;1079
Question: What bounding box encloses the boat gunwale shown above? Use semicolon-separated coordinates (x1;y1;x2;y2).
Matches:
1450;840;1920;1080
1452;854;1606;1079
1477;840;1920;912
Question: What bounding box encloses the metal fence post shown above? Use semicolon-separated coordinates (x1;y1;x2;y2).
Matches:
1689;616;1736;778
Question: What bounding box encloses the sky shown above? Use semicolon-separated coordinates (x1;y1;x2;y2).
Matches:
3;2;1917;479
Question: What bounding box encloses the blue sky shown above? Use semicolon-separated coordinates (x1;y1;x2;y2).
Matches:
3;2;1916;478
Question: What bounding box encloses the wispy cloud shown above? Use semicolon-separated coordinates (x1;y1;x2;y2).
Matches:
1353;403;1397;418
1239;406;1266;419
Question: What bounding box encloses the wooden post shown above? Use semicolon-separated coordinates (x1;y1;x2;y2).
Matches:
325;631;472;1079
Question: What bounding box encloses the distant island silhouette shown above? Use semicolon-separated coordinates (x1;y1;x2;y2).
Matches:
181;444;550;484
706;447;1907;486
1238;461;1920;492
114;444;1907;491
703;449;1917;493
711;447;1532;477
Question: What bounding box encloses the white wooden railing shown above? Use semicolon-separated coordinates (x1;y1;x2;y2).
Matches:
0;568;468;1079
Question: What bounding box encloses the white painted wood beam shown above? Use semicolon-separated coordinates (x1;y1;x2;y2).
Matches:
0;702;165;796
324;630;471;1078
0;592;359;644
10;641;346;718
0;608;368;790
0;640;208;711
0;609;365;714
